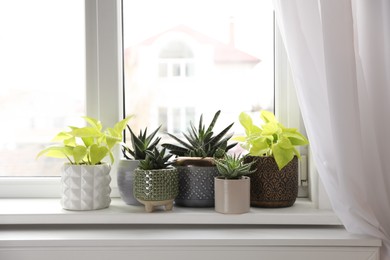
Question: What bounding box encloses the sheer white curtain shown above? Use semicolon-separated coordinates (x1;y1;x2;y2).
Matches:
274;0;390;259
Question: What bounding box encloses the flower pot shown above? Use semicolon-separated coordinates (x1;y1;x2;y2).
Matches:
214;176;250;214
61;163;111;210
117;159;141;205
245;156;298;208
174;165;219;207
134;167;179;212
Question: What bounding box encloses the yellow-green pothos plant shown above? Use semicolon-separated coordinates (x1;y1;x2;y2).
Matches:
235;110;309;170
37;116;132;165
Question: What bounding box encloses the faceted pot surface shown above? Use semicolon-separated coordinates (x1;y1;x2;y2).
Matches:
61;163;112;211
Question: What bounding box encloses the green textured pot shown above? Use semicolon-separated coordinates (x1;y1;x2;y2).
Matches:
245;156;298;208
134;167;179;212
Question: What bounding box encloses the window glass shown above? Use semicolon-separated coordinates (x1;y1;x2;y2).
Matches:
123;0;274;142
0;0;85;177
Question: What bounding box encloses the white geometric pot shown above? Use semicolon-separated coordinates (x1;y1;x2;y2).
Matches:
61;163;112;211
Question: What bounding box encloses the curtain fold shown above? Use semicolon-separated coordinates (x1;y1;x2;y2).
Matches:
274;0;390;259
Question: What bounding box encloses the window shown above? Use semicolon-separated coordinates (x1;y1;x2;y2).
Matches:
159;41;195;78
0;0;317;204
0;0;85;177
122;0;275;153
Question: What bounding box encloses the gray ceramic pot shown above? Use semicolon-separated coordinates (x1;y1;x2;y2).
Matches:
117;159;141;205
174;165;219;207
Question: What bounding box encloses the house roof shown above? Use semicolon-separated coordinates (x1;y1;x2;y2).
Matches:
126;25;261;64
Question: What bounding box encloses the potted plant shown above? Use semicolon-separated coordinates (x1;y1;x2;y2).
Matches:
118;125;161;205
37;116;132;211
236;110;309;207
214;154;254;214
133;147;178;213
162;110;236;207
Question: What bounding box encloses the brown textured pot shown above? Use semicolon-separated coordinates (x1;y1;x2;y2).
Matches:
214;176;250;214
245;156;298;208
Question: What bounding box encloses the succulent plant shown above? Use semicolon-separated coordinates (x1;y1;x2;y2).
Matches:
122;125;161;160
162;110;236;158
138;147;174;170
214;153;255;179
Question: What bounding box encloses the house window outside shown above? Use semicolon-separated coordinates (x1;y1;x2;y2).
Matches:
158;107;196;134
123;0;274;144
159;41;195;78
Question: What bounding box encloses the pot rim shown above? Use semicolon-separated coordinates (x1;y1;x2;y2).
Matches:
63;162;111;167
134;167;177;172
174;157;215;167
215;176;250;181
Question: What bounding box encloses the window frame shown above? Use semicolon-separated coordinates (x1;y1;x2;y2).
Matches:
0;0;331;210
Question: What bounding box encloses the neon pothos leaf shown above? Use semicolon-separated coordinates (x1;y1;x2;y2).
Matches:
249;138;269;156
272;141;295;170
71;127;101;138
89;144;109;165
239;112;253;134
113;116;133;133
261;122;280;136
73;145;87;164
52;131;72;141
283;130;309;146
36;146;73;160
83;116;102;131
272;136;295;170
260;110;277;123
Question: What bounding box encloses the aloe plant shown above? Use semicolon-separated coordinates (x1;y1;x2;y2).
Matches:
122;125;161;160
162;110;236;158
138;147;174;170
235;110;308;170
37;116;132;165
214;154;255;179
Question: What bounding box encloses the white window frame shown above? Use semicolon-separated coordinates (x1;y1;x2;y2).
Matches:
0;0;123;199
0;0;332;211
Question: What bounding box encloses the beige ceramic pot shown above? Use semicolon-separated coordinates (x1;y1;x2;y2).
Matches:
214;176;250;214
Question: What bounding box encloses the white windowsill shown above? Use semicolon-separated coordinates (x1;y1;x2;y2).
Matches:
0;225;381;248
0;198;341;225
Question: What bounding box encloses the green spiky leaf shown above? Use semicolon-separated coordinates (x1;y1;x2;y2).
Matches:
162;110;236;158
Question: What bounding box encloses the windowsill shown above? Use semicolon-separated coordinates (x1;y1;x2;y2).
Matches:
0;198;341;225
